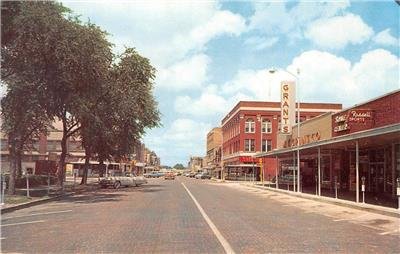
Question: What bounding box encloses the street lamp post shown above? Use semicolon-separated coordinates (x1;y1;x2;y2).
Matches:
269;68;301;192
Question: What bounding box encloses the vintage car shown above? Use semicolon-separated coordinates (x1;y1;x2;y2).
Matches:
99;172;147;189
164;172;175;180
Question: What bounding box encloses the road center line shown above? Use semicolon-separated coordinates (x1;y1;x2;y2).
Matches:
3;210;73;220
181;182;235;254
379;229;400;236
1;220;45;227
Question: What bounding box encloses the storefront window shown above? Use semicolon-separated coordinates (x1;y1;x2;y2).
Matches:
321;156;331;182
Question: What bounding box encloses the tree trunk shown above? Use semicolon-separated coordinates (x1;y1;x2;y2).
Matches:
16;144;23;179
99;158;105;177
80;147;90;185
7;136;17;195
57;135;68;189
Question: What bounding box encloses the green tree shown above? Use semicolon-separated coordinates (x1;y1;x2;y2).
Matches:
1;81;51;194
173;164;185;170
1;2;113;188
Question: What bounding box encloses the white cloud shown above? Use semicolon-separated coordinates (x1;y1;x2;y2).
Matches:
352;49;399;97
305;14;374;49
165;118;211;144
373;29;398;47
287;49;399;105
219;48;398;108
221;69;282;102
249;1;350;40
244;36;279;51
181;10;246;50
174;93;226;116
174;86;252;117
156;54;210;91
62;1;246;67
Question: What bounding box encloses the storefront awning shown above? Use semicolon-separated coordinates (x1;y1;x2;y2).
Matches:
225;164;261;168
256;123;400;158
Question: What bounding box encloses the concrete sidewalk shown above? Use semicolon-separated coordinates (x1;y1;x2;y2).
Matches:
1;178;99;214
239;182;400;218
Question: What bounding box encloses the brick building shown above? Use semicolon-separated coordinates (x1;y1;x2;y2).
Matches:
0;120;85;174
204;127;222;178
257;89;400;208
221;101;342;181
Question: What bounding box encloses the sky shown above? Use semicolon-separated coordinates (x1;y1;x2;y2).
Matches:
60;0;400;166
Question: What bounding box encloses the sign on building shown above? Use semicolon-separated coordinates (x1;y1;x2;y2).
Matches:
280;81;296;134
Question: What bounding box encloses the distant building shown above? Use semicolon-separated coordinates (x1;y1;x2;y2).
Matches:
143;149;160;173
204;127;222;178
188;156;203;172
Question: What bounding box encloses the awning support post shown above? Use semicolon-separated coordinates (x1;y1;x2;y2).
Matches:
275;156;279;189
318;146;321;196
356;140;359;203
292;152;296;192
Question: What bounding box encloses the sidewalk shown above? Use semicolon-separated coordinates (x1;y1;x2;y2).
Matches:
239;181;400;218
1;177;99;213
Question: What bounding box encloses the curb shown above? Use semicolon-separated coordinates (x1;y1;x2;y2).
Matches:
1;184;99;214
1;193;73;214
241;183;400;218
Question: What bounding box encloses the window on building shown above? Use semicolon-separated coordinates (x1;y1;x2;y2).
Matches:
1;139;8;151
262;139;272;152
278;118;282;132
245;139;255;152
245;118;255;133
262;119;272;133
47;140;61;151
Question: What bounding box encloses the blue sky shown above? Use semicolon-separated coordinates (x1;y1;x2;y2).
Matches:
61;0;400;166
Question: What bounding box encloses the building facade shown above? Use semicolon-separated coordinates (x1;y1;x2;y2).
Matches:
188;156;203;172
204;127;222;178
257;90;400;208
1;121;85;174
221;101;342;181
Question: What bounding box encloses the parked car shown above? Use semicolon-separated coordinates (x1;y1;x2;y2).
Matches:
200;172;211;179
189;172;197;178
147;171;160;178
99;172;147;189
195;172;211;179
164;172;175;180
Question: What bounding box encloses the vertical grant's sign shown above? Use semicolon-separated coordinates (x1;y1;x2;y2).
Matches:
281;81;296;134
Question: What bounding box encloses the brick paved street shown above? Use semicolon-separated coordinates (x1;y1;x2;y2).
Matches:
1;177;399;253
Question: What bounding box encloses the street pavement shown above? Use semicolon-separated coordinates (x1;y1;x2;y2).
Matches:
1;177;399;253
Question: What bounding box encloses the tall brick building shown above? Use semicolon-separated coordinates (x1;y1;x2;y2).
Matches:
221;101;342;181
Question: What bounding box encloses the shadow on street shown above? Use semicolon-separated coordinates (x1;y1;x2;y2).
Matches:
53;184;165;205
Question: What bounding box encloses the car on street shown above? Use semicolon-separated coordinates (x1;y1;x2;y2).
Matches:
99;172;147;189
195;172;211;179
189;172;197;178
200;172;211;179
146;171;161;178
164;172;175;180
